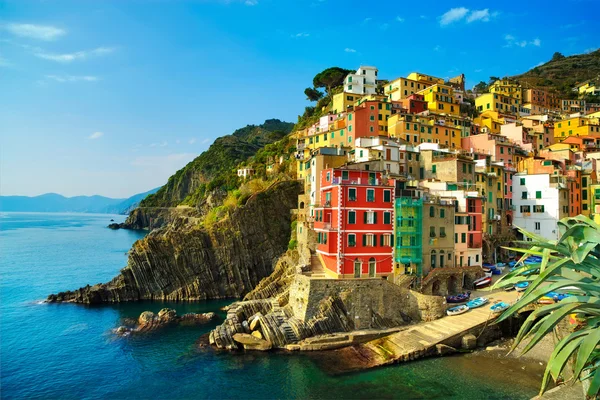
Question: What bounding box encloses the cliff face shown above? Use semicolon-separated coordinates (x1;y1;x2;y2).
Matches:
48;180;302;304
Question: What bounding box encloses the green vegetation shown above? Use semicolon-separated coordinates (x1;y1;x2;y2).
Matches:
140;119;294;208
515;49;600;97
304;87;324;102
312;67;353;95
494;216;600;398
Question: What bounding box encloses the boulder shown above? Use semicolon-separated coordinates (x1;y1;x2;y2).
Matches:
233;333;272;351
436;344;457;356
251;330;263;340
462;333;477;350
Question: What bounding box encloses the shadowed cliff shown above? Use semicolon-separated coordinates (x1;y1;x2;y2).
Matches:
47;180;301;304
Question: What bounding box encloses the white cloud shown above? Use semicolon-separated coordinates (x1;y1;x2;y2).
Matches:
516;40;527;47
504;34;540;48
466;9;490;23
89;132;103;140
34;47;114;63
4;23;66;41
189;138;196;144
344;48;356;53
531;38;541;47
396;16;405;22
379;23;389;30
439;7;469;26
292;32;309;38
504;34;515;41
46;74;98;83
244;0;258;5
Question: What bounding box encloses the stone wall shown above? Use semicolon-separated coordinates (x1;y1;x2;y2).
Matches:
289;276;445;329
420;266;483;296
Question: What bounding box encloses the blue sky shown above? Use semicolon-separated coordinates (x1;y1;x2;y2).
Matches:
1;0;597;198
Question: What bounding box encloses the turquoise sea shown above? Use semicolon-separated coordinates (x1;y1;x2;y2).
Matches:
1;213;544;399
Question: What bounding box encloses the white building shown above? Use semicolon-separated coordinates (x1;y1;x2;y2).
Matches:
354;137;401;174
512;173;569;241
237;168;255;179
344;66;378;95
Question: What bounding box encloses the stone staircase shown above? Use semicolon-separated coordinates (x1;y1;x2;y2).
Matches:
307;252;326;278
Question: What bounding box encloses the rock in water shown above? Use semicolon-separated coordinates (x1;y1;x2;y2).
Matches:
117;308;217;334
232;333;272;351
46;181;301;304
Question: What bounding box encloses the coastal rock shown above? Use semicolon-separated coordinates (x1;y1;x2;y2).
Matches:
116;308;217;335
462;333;477;350
47;180;301;304
232;333;272;351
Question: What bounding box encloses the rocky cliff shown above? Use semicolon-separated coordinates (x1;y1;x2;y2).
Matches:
48;180;302;304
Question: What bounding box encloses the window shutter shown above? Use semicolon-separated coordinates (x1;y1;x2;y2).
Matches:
374;212;378;224
380;234;384;246
373;234;377;247
364;212;368;224
390;234;394;246
362;234;367;246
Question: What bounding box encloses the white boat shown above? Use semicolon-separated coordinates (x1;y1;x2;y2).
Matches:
447;304;469;316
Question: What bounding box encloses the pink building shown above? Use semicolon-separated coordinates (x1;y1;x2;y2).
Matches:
461;133;515;164
500;123;535;153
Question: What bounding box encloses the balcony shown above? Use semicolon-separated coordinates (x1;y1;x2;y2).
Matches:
332;177;383;186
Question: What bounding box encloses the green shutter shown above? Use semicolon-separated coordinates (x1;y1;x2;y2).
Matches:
373;234;377;247
536;191;542;199
380;235;384;246
362;234;367;246
364;212;368;224
373;212;378;224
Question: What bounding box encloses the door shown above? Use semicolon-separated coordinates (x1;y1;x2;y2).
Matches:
368;258;376;277
386;148;391;160
354;260;361;278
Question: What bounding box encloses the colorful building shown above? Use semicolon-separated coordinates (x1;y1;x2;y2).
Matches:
394;195;423;277
344;66;378;95
313;168;395;278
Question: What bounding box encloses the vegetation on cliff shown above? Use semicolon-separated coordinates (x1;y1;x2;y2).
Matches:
494;216;600;398
140;119;294;208
514;49;600;98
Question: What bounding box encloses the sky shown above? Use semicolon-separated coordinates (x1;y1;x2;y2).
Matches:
1;0;598;198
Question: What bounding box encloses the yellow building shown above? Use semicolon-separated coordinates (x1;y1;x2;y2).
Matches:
576;81;600;97
418;84;461;116
489;79;522;101
331;92;359;114
407;72;445;86
473;111;507;134
387;113;461;148
475;93;520;115
554;116;600;139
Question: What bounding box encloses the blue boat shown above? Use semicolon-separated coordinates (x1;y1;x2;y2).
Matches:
466;297;489;309
508;261;517;267
490;302;509;313
515;281;530;292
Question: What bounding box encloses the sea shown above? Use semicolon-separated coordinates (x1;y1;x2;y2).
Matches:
1;212;544;399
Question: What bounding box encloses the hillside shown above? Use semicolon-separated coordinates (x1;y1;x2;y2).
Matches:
140;119;294;208
514;49;600;97
0;188;159;214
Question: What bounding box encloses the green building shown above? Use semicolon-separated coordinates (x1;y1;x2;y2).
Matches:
394;197;423;278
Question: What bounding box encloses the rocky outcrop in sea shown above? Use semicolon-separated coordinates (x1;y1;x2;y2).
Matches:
115;308;217;335
47;180;302;304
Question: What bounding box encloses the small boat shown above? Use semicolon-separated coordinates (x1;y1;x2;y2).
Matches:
466;297;489;309
508;261;517;268
538;297;555;304
514;281;530;292
491;267;502;275
482;266;491;273
447;304;469;316
446;292;471;303
490;302;509;313
473;276;492;288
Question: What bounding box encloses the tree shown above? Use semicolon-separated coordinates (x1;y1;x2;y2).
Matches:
313;67;353;95
552;52;566;62
473;81;489;93
489;76;501;84
304;87;324;102
494;215;600;398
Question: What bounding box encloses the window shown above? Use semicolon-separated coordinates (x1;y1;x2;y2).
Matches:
384;190;391;202
381;234;392;246
348;85;352;90
462;163;467;173
461;233;466;243
536;191;542;199
363;234;376;247
348;114;352;121
384;211;391;224
367;189;375;202
348;210;356;224
535;222;541;230
440;227;446;237
520;205;531;213
348;188;357;201
342;170;349;180
534;205;545;213
348;234;356;247
520;178;525;185
522;191;527;199
326;172;331;182
430;226;436;237
455;233;458;243
440;209;445;218
364;211;377;224
432;165;437;173
429;206;435;217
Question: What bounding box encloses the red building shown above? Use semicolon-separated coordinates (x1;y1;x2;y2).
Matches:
399;94;428;114
347;101;385;139
467;197;483;251
313;168;395;278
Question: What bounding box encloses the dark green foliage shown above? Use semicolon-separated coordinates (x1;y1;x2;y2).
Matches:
473;81;489;93
514;49;600;97
313;67;353;94
304;87;324;102
140;119;294;207
287;239;297;250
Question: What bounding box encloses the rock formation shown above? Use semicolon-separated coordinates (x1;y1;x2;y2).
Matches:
115;308;217;335
47;180;301;304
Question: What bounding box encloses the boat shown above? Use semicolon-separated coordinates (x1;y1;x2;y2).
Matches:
447;304;469;316
538;297;555;304
446;292;471;303
514;281;530;292
466;297;489;309
473;276;492;288
490;302;509;313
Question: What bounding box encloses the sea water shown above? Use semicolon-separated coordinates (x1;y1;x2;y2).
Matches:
1;213;543;399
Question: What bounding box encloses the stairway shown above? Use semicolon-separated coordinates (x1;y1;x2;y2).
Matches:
309;252;326;278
